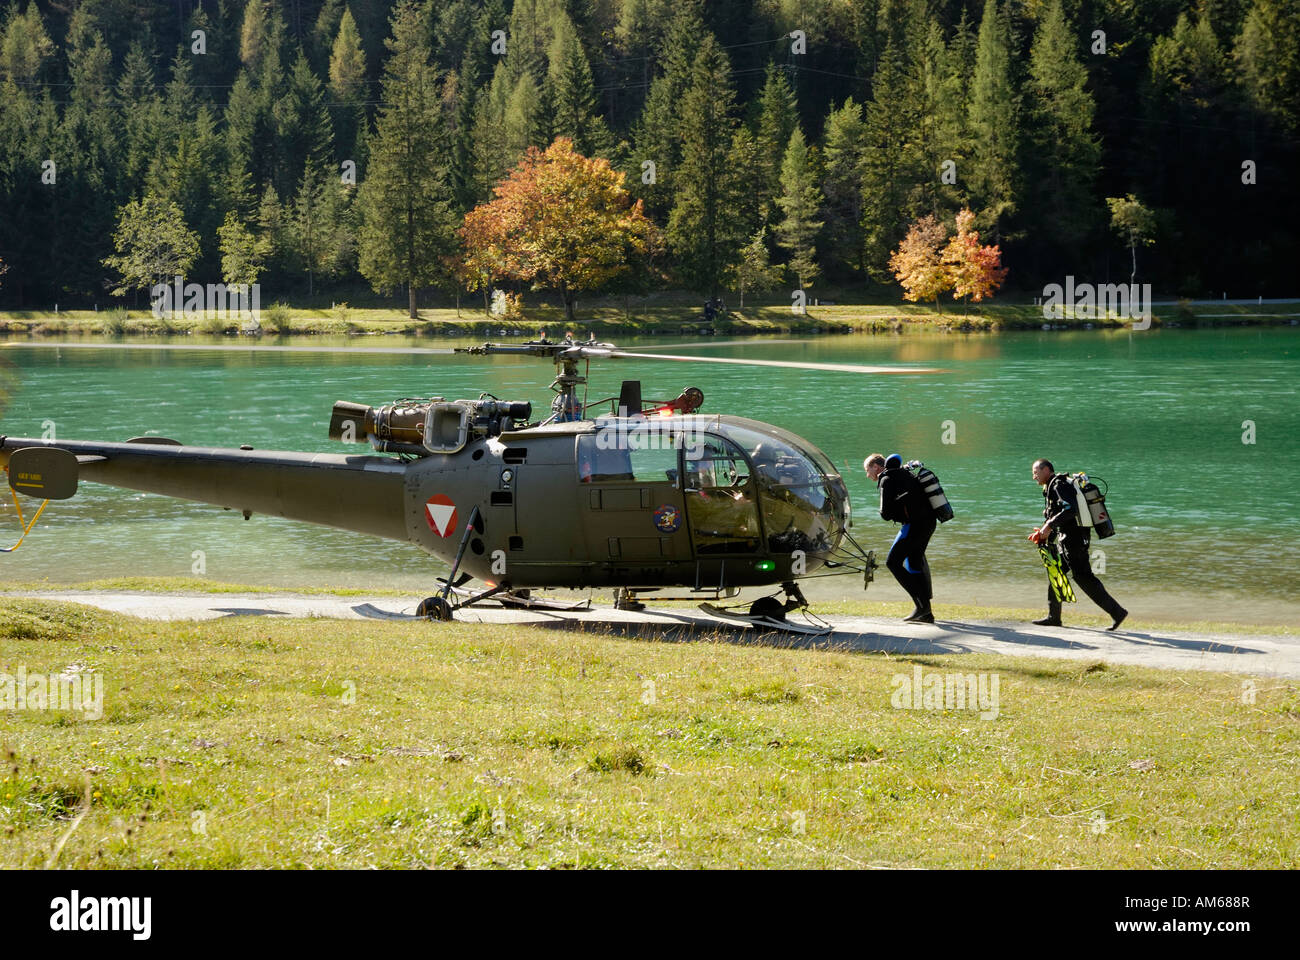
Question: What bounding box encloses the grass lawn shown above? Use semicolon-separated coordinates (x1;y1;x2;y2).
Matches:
1;598;1296;868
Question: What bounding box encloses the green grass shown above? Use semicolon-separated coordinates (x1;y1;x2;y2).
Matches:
1;598;1296;868
0;576;411;598
2;296;1296;338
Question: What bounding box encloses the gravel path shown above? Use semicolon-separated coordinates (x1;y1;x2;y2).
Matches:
9;590;1298;680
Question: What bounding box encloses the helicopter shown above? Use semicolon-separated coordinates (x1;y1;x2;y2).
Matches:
0;335;939;629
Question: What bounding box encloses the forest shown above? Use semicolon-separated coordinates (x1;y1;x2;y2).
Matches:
0;0;1296;312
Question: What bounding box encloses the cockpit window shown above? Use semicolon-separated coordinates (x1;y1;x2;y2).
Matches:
683;434;749;490
712;424;844;557
720;426;827;503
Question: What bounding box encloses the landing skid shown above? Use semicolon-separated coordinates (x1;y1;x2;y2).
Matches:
433;578;591;613
697;602;833;637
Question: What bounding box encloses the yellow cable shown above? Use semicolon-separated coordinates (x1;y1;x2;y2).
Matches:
1;495;49;553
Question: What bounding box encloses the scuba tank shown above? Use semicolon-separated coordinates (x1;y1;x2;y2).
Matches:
1069;472;1115;539
905;460;954;523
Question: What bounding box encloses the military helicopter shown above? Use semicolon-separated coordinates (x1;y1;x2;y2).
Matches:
1;335;938;629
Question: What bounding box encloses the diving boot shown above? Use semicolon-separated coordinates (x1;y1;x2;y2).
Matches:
907;600;935;624
1032;615;1062;627
1106;608;1129;632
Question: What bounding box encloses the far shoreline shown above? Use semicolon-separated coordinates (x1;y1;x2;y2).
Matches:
2;298;1299;340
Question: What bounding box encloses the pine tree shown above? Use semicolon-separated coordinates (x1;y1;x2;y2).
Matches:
0;81;59;304
728;227;782;309
821;98;867;276
0;2;54;81
53;16;119;296
469;63;513;200
148;56;223;275
503;72;544;160
223;71;263;216
860;39;914;279
256;183;291;285
505;0;553;89
1027;0;1100;269
967;0;1019;242
1237;0;1300;133
667;34;744;296
753;64;799;224
329;8;368;171
634;0;706;221
240;0;271;72
909;16;967;220
724;127;766;245
548;15;609;157
311;0;347;74
358;0;458;318
290;163;341;296
275;50;335;202
775;127;824;290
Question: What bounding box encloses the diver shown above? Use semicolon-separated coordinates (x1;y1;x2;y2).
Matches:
1029;458;1128;631
865;453;936;623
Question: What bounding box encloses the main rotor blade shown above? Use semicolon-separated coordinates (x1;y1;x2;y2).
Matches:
1;342;457;355
603;350;945;375
631;338;812;351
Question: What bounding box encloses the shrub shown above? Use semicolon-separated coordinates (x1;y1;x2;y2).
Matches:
262;302;292;334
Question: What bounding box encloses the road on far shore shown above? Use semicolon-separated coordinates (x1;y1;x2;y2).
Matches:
8;590;1298;680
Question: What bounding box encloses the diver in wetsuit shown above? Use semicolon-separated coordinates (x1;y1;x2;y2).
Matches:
1029;458;1128;631
865;453;936;623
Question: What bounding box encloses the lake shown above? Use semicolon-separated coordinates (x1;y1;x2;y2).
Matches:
1;327;1296;624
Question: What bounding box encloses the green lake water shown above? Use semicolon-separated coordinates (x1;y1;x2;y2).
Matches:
1;327;1297;625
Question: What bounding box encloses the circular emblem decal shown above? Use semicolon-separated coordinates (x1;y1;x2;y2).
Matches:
424;494;459;538
653;503;682;533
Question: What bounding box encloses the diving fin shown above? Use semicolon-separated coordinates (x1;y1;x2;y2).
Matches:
1038;545;1076;604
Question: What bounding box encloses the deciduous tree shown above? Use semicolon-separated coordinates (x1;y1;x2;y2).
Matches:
942;208;1007;305
460;138;661;322
103;194;201;297
890;214;952;306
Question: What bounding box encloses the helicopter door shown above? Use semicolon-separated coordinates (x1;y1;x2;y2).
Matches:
682;435;762;555
577;431;690;562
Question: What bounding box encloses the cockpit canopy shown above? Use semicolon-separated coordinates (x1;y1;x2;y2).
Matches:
577;415;848;560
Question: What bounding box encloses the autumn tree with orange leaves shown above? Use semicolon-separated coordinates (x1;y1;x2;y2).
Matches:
460;139;661;321
942;208;1008;306
889;215;952;307
890;208;1007;309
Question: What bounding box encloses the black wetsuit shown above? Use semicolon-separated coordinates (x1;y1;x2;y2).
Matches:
879;466;935;604
1042;473;1124;620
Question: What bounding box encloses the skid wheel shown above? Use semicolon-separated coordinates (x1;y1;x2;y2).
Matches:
417;596;454;621
749;596;787;620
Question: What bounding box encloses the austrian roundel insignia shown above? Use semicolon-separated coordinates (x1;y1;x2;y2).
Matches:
424;494;458;538
653;504;681;533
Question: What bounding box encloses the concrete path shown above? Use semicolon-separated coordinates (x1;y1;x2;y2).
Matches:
7;590;1297;680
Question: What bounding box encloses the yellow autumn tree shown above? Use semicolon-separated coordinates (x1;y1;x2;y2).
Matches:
889;214;953;307
460;138;662;321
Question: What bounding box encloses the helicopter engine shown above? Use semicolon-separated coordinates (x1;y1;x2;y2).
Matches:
328;397;532;455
